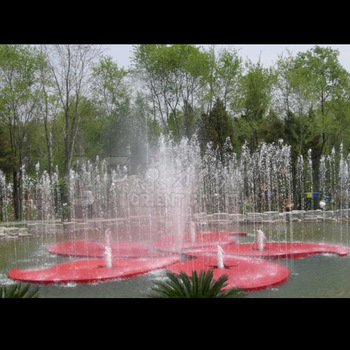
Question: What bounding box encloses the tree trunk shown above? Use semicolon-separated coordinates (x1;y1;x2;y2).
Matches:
13;170;20;220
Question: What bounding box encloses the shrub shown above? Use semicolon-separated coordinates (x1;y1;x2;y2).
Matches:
0;283;39;298
149;269;245;298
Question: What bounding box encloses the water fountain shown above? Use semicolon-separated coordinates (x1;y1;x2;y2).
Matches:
217;245;224;269
257;229;266;251
3;137;350;295
104;229;113;268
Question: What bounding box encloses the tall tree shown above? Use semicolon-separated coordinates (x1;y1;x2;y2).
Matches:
132;44;209;140
234;59;276;152
292;46;350;190
202;46;243;115
37;45;61;181
293;46;350;152
0;45;44;219
198;98;235;162
90;55;131;161
43;45;101;179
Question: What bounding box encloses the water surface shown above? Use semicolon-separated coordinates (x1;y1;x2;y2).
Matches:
1;220;350;298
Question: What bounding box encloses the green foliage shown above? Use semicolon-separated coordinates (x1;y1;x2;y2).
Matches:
149;269;245;298
133;44;210;139
182;100;198;140
0;45;45;220
199;98;235;160
0;283;39;298
233;60;277;152
0;127;13;175
259;110;286;144
240;60;276;121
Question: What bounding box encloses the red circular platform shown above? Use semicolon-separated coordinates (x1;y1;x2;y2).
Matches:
167;254;290;291
8;255;180;285
48;240;160;258
184;241;350;259
154;231;245;253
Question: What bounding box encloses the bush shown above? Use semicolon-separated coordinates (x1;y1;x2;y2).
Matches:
0;283;39;298
149;269;245;298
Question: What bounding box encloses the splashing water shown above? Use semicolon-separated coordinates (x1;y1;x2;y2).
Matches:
257;229;266;251
190;222;196;243
104;229;113;268
217;245;224;268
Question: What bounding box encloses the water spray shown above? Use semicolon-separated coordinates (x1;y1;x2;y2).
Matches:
217;245;224;269
190;222;196;243
104;228;113;268
257;229;266;251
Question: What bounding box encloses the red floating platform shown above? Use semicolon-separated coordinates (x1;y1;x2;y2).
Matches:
48;240;160;258
167;254;290;291
154;231;245;253
184;241;350;259
8;255;180;285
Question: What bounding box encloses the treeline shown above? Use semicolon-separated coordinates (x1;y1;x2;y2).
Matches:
1;44;350;220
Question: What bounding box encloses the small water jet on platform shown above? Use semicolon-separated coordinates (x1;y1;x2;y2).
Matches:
184;241;350;259
104;229;113;268
168;253;290;292
257;229;266;251
217;245;224;269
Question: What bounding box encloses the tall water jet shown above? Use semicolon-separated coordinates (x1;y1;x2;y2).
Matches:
257;229;266;251
104;229;113;268
217;245;224;269
190;222;196;243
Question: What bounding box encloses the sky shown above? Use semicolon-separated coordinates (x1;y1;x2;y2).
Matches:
101;44;350;72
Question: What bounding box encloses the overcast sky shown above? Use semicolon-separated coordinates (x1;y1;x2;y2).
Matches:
101;44;350;72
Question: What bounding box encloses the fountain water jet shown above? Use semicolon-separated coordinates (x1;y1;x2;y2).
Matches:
190;222;196;243
257;229;266;251
104;229;113;268
217;245;224;269
184;241;350;259
168;253;290;292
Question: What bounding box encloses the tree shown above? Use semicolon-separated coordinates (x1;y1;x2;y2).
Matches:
234;59;276;152
90;55;132;162
39;45;101;221
37;45;61;182
198;98;235;162
0;45;44;220
132;44;209;140
293;46;350;149
43;45;101;180
259;110;286;144
91;55;129;117
0;119;12;175
202;46;243;115
291;46;350;190
182;100;197;139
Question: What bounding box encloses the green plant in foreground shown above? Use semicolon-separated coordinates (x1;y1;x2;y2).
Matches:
0;283;39;298
149;269;245;298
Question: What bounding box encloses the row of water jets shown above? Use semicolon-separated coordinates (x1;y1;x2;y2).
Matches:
1;137;349;224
